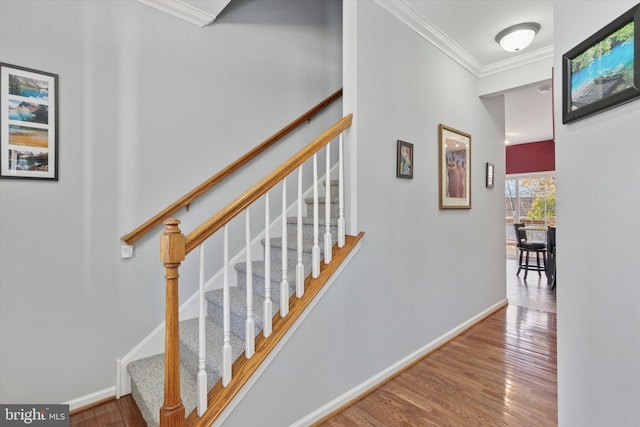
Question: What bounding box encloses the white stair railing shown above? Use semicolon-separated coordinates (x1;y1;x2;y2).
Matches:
222;225;232;386
173;115;353;420
263;191;273;337
312;154;321;278
245;209;255;358
197;244;207;416
280;178;290;316
324;143;333;264
338;133;345;248
296;166;305;297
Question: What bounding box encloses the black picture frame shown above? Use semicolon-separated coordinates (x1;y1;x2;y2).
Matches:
396;140;413;179
0;62;59;180
486;162;494;188
562;4;640;124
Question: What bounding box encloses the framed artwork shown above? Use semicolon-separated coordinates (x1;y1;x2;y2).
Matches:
396;140;413;179
438;124;471;209
486;162;495;188
0;63;58;180
562;4;640;124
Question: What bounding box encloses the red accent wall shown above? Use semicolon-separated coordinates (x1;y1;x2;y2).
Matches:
506;140;555;174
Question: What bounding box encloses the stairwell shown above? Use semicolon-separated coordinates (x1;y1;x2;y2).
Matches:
127;180;341;427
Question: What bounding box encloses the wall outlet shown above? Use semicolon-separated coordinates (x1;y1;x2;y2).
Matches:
121;245;133;259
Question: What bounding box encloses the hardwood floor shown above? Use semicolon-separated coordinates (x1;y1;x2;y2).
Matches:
71;259;556;426
316;259;557;426
70;395;146;427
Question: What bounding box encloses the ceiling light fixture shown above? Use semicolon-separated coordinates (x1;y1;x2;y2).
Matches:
495;22;541;52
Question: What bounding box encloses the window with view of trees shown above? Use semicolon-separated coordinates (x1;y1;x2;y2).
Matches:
505;175;556;242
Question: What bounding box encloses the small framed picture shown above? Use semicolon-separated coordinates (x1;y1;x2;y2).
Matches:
486;162;495;188
438;124;471;209
0;62;59;180
396;140;413;179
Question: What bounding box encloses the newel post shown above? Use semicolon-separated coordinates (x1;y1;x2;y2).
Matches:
160;219;186;427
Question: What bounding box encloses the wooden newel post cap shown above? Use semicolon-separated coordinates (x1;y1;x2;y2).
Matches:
161;219;186;264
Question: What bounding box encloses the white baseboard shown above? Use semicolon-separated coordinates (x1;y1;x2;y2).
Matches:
291;298;508;426
65;386;115;412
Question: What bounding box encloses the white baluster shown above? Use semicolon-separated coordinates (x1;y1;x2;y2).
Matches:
197;244;207;416
280;178;290;316
245;209;255;358
263;192;272;337
338;133;346;248
222;225;232;386
324;142;333;264
296;166;304;297
312;154;320;278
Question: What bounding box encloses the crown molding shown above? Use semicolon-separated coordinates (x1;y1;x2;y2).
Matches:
374;0;484;76
479;45;554;78
374;0;554;78
137;0;217;27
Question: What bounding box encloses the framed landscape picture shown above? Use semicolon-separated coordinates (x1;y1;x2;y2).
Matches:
0;63;58;180
438;124;471;209
562;4;640;124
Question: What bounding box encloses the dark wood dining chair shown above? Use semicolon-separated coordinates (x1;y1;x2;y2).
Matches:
513;223;546;280
546;226;556;289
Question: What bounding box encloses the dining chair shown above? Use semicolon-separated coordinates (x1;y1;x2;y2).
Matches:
546;226;556;289
513;223;546;280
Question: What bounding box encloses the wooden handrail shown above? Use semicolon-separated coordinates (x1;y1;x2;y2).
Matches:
185;114;352;254
121;89;343;246
159;113;353;427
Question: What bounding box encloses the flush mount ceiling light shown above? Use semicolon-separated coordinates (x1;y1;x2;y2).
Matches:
495;22;541;52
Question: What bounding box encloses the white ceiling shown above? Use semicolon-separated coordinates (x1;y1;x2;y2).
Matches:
404;1;554;66
402;0;555;144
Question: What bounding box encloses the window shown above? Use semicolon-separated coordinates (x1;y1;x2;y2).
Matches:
506;174;556;244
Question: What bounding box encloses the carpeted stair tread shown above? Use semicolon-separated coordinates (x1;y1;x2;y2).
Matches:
234;259;304;283
205;287;280;339
178;317;244;388
128;354;197;427
233;260;297;302
266;236;334;253
304;195;339;204
286;215;339;226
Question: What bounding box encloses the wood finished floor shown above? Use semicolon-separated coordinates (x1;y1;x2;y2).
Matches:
316;260;557;426
70;259;556;426
70;395;145;427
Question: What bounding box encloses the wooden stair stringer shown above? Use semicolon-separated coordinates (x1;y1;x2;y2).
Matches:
185;232;365;427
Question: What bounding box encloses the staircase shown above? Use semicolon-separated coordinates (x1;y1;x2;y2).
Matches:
128;181;341;427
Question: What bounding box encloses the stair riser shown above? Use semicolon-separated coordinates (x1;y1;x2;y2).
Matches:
287;222;338;243
235;268;293;302
130;381;158;427
267;247;314;276
306;200;340;219
179;342;220;389
207;301;263;341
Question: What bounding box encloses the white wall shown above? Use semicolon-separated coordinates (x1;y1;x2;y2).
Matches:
554;2;640;425
221;2;506;425
0;0;342;403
